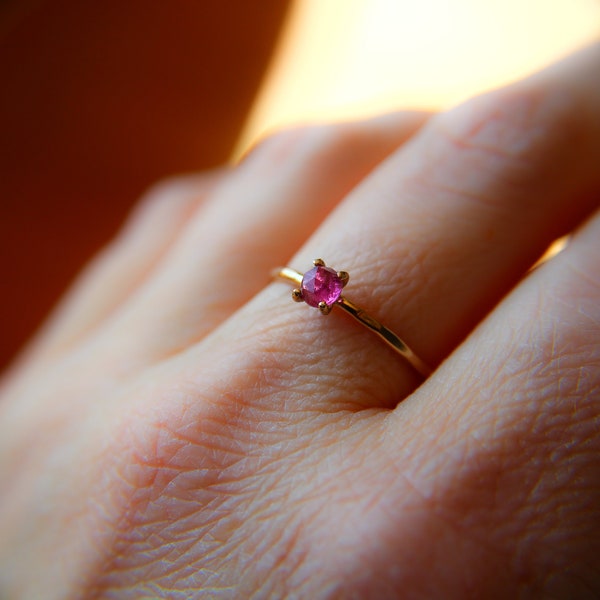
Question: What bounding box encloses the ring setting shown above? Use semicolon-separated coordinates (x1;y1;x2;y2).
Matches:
292;258;348;315
274;259;433;377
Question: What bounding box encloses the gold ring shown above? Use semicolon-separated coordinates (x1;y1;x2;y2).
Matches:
272;259;432;377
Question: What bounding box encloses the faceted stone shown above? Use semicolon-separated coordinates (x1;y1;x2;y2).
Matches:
301;265;343;308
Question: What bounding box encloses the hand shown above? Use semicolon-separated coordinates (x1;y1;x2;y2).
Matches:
1;44;599;599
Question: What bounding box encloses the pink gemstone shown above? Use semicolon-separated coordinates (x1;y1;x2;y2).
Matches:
301;266;343;308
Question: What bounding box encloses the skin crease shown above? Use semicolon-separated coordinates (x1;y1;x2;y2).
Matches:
0;43;599;599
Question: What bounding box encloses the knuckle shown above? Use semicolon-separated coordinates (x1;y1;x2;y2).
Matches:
241;120;374;174
240;125;326;168
427;85;582;203
141;176;191;207
137;173;212;215
439;85;578;165
114;171;224;245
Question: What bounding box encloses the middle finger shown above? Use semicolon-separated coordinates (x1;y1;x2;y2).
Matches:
92;113;429;368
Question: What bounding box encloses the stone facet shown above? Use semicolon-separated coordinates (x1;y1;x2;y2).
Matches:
301;266;343;308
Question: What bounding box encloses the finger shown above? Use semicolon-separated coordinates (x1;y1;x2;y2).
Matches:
22;171;225;364
93;112;431;366
293;42;600;366
185;42;600;411
382;206;600;596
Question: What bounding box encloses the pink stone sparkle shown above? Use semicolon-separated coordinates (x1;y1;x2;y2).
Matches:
301;266;343;308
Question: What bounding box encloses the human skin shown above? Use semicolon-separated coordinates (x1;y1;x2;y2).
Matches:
0;43;599;599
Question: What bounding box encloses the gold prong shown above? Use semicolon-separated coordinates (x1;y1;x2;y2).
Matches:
313;258;325;267
318;301;332;315
338;271;349;287
292;289;303;302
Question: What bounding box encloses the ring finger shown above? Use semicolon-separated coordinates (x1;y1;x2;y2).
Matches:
172;43;600;412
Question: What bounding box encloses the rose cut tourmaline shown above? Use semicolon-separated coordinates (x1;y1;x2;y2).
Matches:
301;265;343;308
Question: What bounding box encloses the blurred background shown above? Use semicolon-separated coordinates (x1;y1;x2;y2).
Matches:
1;0;599;370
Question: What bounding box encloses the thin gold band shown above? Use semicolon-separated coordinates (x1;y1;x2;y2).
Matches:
274;266;432;377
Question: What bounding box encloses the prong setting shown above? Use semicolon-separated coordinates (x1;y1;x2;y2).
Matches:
296;259;346;312
318;301;332;315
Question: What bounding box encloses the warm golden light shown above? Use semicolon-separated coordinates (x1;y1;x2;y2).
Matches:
236;0;600;155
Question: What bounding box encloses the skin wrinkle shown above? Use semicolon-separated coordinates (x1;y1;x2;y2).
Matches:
91;414;258;588
324;486;497;598
151;522;241;587
349;239;431;316
409;87;594;255
103;498;244;591
222;307;407;411
424;442;580;596
432;111;537;198
432;363;598;593
433;86;585;201
243;514;308;599
516;489;600;596
277;425;444;596
206;460;322;596
94;371;352;596
240;420;390;597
